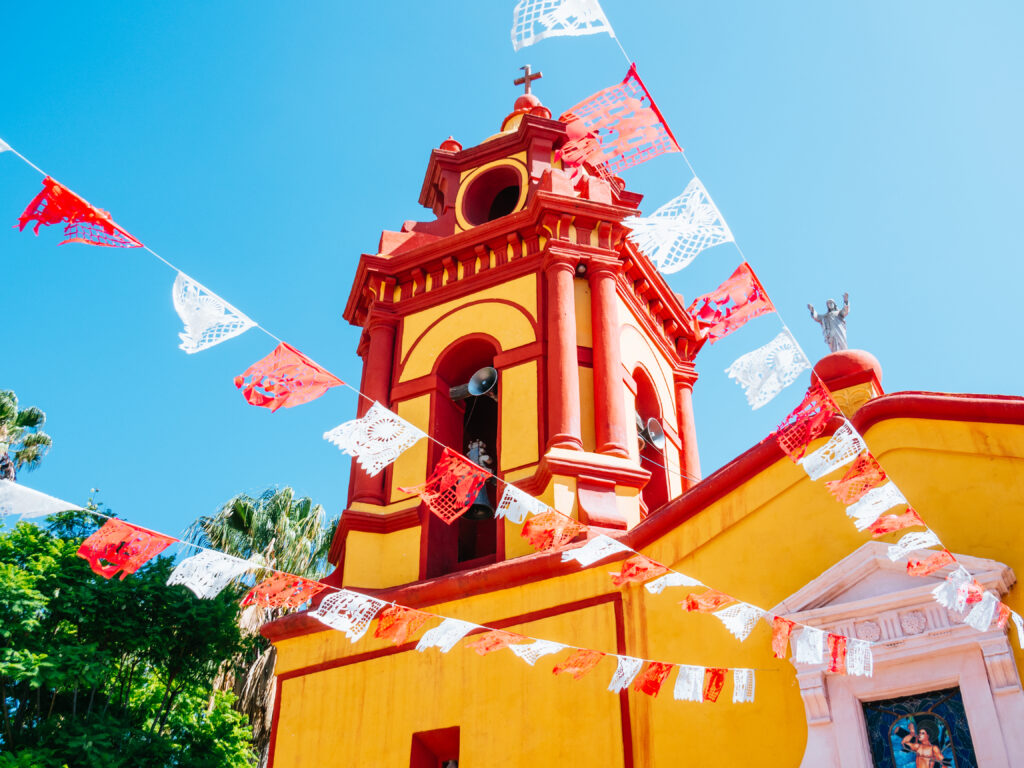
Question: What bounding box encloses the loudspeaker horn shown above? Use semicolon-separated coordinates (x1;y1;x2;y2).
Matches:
636;413;666;451
449;366;499;401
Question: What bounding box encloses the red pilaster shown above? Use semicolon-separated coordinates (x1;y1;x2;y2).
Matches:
544;252;583;451
351;309;398;504
589;259;630;457
674;369;701;491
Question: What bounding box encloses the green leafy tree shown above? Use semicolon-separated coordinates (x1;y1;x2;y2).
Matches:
0;390;52;481
0;509;256;767
186;487;336;766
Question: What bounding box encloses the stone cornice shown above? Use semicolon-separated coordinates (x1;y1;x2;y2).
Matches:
343;193;703;367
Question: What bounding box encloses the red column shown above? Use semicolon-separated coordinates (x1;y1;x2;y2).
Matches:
544;253;583;451
350;310;398;504
675;370;701;491
589;259;630;457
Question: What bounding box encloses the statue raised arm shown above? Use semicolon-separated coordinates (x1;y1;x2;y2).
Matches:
808;293;849;353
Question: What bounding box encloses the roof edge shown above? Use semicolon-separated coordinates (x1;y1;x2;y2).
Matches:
262;390;1024;643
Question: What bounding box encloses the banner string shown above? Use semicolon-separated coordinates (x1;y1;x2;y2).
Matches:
0;139;884;655
25;493;779;676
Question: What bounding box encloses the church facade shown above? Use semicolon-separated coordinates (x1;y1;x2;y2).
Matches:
263;95;1024;767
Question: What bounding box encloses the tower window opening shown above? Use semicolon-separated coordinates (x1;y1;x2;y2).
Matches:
460;164;525;226
487;185;520;220
425;339;500;578
634;368;669;515
410;726;460;768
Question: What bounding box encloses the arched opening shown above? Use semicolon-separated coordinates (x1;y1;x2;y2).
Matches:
424;338;500;578
633;367;669;516
459;164;525;227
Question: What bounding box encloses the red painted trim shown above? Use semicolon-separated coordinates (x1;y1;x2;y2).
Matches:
345;191;653;328
266;592;635;765
417;114;568;209
336;507;421;535
270;592;619;669
266;675;283;768
544;251;585;451
312;391;1024;640
493;341;543;368
614;596;635;768
397;300;539;375
577;346;594;366
818;367;881;395
617;243;702;365
389;372;448;402
851;391;1024;430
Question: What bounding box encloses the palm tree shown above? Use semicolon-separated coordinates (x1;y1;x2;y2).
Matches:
186;486;337;767
0;390;53;481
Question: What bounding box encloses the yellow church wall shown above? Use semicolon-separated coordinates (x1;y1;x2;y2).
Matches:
617;485;643;530
574;278;593;349
503;475;580;560
342;527;421;588
390;395;431;502
274;410;1024;767
400;301;537;382
398;274;538;373
272;598;627;768
854;418;1024;674
500;360;540;471
578;366;597;453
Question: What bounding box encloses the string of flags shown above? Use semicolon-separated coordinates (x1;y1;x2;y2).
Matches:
3;123;1018;675
773;380;1016;634
2;143;849;668
2;0;1017;700
504;12;1007;638
0;478;758;705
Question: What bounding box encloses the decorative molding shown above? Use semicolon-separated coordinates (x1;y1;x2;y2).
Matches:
775;541;1023;768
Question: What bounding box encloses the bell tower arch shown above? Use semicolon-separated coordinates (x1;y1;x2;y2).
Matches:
325;88;706;589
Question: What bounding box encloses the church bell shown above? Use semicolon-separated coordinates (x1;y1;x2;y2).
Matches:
464;438;496;520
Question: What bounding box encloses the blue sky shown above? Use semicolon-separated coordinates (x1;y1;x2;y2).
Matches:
2;1;1022;540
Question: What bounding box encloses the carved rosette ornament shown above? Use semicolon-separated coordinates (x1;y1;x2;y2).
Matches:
855;620;882;642
899;611;928;636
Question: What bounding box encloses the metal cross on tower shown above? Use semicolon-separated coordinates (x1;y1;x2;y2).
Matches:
514;65;543;94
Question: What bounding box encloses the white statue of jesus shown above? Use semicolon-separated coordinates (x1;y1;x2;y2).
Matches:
808;293;849;353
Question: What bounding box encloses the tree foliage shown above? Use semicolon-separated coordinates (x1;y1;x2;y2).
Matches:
186;487;336;766
0;390;53;481
0;510;256;767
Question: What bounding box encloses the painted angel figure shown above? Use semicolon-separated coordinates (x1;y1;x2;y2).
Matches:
899;722;949;768
808;293;850;353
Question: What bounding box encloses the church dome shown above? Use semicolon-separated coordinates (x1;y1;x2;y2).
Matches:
813;349;883;386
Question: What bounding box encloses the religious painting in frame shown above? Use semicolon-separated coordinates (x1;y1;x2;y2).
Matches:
861;687;978;768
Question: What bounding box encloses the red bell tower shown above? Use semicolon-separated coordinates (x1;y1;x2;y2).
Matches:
326;87;705;590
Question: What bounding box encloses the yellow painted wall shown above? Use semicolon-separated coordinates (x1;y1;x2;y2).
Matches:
273;599;626;768
399;274;538;375
500;361;540;470
574;278;593;349
279;406;1024;766
391;395;431;502
578;366;597;453
342;527;421;589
